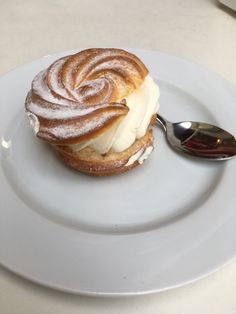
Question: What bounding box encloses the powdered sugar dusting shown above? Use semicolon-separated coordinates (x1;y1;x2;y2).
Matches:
25;48;148;144
27;100;116;120
32;71;71;106
75;77;113;103
48;111;115;139
47;57;74;100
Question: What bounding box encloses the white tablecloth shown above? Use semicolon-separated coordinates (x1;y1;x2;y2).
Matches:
1;1;236;313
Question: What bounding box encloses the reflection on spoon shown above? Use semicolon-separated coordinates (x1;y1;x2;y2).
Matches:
156;114;236;160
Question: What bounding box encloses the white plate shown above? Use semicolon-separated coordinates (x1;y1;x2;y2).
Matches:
0;49;236;296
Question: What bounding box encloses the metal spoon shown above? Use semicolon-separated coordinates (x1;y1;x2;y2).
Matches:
156;114;236;160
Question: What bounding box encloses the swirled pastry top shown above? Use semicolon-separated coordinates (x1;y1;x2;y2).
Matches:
25;48;150;145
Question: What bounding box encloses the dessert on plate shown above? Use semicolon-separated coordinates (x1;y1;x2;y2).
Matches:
25;48;160;176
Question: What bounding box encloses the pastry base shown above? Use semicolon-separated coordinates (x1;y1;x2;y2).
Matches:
53;129;154;176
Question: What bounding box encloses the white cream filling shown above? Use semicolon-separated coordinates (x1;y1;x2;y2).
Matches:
92;75;159;153
71;75;159;154
138;146;154;164
27;112;40;134
125;146;154;167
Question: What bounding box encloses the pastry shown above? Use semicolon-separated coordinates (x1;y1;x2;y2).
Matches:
25;48;160;176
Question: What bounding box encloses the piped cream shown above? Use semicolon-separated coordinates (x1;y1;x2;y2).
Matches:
125;146;154;167
71;75;159;154
27;112;40;134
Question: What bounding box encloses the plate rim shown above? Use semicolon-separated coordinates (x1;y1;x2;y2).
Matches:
0;48;236;296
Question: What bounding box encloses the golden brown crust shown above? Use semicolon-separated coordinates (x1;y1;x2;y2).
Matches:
25;48;157;176
25;48;148;145
53;129;154;176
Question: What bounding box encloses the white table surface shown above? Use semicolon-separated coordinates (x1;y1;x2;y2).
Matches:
1;0;236;313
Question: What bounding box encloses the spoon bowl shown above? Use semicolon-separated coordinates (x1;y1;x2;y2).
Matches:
156;114;236;160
